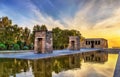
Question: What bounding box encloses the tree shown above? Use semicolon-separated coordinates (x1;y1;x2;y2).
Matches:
0;16;12;44
40;25;47;31
33;25;41;31
0;16;12;27
0;16;83;50
52;27;82;49
22;27;31;46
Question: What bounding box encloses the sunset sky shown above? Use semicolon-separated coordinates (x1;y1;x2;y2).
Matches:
0;0;120;47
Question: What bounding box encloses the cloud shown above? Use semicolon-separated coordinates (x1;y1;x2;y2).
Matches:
59;0;120;47
21;0;65;30
1;0;120;47
0;0;65;30
0;2;37;29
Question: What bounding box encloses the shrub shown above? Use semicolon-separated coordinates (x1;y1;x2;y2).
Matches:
23;46;29;50
29;43;34;50
17;41;24;49
13;44;20;50
0;43;6;50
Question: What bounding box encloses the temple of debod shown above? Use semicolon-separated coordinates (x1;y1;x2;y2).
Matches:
33;30;120;77
34;30;109;53
0;30;120;77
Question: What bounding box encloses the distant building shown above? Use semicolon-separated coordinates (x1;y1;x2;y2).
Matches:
81;38;108;48
34;30;53;53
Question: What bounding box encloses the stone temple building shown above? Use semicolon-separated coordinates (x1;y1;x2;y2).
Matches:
81;38;108;48
34;30;53;53
68;36;80;50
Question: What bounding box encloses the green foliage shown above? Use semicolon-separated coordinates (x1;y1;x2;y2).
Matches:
0;16;83;50
17;41;24;49
0;17;31;50
28;43;34;50
33;25;41;31
22;27;31;45
23;46;29;50
0;43;6;50
40;25;47;31
33;24;47;32
13;44;20;50
52;27;81;49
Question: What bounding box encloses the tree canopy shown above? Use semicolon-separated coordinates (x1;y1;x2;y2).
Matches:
0;16;84;50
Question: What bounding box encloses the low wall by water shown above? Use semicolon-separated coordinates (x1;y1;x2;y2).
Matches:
102;48;120;54
0;50;33;54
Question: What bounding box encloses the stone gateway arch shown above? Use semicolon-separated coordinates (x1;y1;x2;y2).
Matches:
34;30;53;53
68;36;80;50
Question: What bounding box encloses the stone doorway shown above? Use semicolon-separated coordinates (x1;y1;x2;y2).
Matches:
68;36;80;50
91;41;94;48
34;30;53;53
71;41;75;50
37;38;43;53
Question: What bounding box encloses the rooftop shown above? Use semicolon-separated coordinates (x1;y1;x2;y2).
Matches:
85;38;107;40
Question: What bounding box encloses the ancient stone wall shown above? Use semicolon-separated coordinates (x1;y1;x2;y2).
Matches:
34;30;53;53
68;36;80;50
81;38;108;48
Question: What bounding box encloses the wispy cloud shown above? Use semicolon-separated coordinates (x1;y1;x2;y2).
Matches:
0;0;120;47
21;0;65;30
58;0;120;47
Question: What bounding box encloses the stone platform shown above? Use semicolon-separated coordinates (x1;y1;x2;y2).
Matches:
0;49;100;60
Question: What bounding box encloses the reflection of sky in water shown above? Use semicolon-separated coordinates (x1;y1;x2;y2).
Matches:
53;54;118;77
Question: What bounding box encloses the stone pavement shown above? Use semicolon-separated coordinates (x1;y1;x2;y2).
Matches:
0;48;100;60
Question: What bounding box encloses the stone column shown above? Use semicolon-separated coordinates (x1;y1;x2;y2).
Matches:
34;31;53;54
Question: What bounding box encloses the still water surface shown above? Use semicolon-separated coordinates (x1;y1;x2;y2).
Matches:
0;51;118;77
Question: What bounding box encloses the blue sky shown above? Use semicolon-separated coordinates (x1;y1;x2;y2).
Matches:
0;0;120;47
0;0;82;28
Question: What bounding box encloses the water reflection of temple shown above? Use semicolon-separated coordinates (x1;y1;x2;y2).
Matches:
0;54;82;77
0;51;109;77
31;58;52;77
53;54;81;73
82;51;108;63
31;54;82;76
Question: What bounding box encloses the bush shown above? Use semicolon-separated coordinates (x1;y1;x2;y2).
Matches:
17;41;24;49
0;43;6;50
23;46;29;50
29;43;34;50
13;44;20;50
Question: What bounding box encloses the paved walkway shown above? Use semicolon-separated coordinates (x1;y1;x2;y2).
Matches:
114;52;120;77
0;49;99;60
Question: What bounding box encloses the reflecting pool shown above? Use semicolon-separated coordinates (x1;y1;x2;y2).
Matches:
0;51;118;77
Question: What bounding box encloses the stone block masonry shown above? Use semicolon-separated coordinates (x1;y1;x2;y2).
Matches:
68;36;80;50
34;30;53;53
81;38;108;48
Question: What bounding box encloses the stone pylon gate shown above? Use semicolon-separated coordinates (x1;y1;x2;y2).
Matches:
68;36;80;50
34;30;53;53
